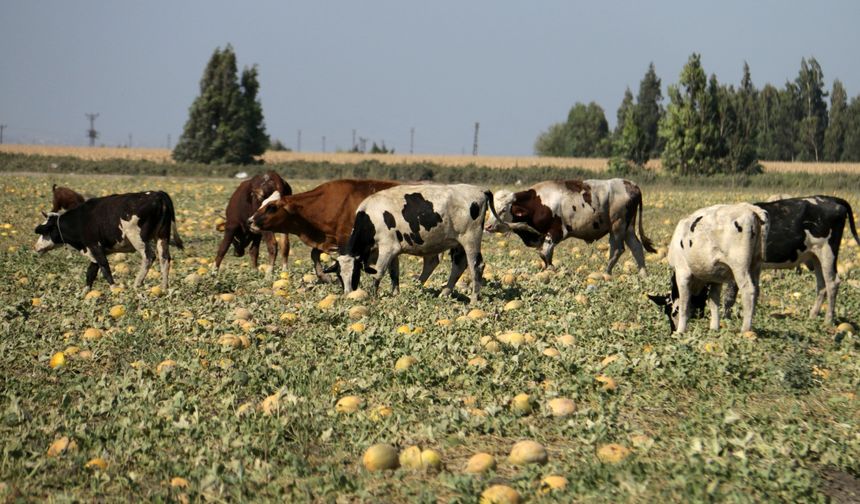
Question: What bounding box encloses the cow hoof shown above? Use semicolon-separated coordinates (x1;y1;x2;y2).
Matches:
439;288;452;298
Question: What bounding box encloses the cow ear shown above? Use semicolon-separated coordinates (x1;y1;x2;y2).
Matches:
647;294;668;306
322;262;339;274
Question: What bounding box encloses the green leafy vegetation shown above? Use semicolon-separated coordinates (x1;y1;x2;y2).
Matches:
0;174;858;501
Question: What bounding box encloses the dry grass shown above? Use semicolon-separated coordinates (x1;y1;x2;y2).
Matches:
3;144;860;174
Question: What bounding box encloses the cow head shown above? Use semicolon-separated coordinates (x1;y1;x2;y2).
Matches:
648;273;710;334
249;191;283;233
33;211;64;253
484;189;515;232
333;255;362;294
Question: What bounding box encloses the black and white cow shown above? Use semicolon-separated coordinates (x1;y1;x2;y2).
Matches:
332;184;496;304
34;191;184;291
724;195;860;325
649;203;769;333
486;178;656;275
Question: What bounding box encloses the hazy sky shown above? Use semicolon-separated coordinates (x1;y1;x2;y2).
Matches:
2;1;859;156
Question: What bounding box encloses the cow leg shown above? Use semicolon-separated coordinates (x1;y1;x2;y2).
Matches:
389;257;400;295
441;246;468;299
464;246;486;304
134;242;155;288
606;231;626;275
89;246;115;287
157;238;171;291
811;252;839;324
85;261;100;289
311;248;332;283
675;272;692;334
734;270;759;333
723;280;739;318
538;237;556;270
279;234;290;271
249;234;262;271
369;249;397;297
417;254;440;284
263;231;277;279
625;229;648;277
707;283;723;330
214;227;236;273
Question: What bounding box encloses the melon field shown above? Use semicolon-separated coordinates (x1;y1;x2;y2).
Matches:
0;173;858;502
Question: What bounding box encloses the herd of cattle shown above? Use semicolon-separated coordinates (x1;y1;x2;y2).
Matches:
35;174;859;333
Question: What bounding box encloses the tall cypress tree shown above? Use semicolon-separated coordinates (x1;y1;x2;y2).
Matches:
841;96;860;161
795;57;828;161
824;80;847;161
173;45;269;164
636;62;664;159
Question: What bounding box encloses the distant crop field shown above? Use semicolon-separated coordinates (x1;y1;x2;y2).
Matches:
0;173;858;501
5;144;860;174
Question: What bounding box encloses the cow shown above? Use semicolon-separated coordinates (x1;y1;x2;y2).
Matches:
330;184;497;304
249;179;440;283
486;179;656;276
214;171;292;275
649;203;769;333
724;196;860;325
34;191;184;291
51;184;86;212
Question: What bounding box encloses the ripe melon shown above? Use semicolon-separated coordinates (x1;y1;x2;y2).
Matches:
362;443;399;471
596;443;631;464
49;352;66;369
508;440;547;465
464;452;496;474
335;395;363;413
398;445;423;469
547;397;576;417
480;484;520;504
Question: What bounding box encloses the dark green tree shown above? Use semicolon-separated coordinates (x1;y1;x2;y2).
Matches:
535;102;610;157
636;62;664;159
173;45;269;164
824;79;848;161
566;102;611;156
659;54;722;174
534;123;568;157
841;96;860;161
614;88;634;137
795;57;828;161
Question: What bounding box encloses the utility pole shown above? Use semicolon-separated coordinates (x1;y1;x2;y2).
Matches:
352;129;357;150
472;122;480;156
85;113;99;147
0;124;6;144
410;127;415;154
297;130;302;152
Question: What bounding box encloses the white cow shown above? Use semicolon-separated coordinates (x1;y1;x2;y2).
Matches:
332;184;496;304
650;203;769;333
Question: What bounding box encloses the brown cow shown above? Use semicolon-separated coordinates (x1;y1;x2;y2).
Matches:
249;178;439;283
214;171;292;275
52;184;86;212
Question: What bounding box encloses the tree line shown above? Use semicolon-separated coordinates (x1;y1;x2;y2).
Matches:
535;54;860;174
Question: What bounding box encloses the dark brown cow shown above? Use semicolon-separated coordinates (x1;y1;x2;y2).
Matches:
249;179;439;282
214;171;292;275
52;184;86;212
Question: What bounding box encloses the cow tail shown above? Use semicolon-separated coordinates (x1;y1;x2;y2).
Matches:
162;192;184;250
637;196;657;253
484;190;501;224
834;197;860;247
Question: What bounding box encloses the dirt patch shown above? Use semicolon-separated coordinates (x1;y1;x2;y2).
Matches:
820;466;860;504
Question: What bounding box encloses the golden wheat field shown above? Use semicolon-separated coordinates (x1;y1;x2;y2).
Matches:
4;144;860;174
